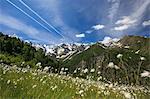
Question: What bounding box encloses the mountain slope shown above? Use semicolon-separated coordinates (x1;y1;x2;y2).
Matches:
62;36;150;86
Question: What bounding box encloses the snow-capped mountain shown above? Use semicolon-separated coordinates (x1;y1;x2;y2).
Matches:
32;43;91;59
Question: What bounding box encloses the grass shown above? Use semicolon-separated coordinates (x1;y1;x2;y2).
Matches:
0;63;150;99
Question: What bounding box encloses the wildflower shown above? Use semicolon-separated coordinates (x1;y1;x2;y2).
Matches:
117;54;123;58
73;70;77;73
22;68;28;73
107;62;120;69
124;46;130;49
140;57;146;61
141;71;150;77
107;62;114;68
114;65;120;69
83;68;88;73
97;76;102;81
7;80;11;84
65;68;68;71
21;61;25;66
43;66;50;72
61;67;64;71
122;91;132;99
97;71;101;74
77;68;81;70
32;85;37;88
135;50;140;54
79;90;84;94
108;84;113;88
90;68;95;73
51;85;58;91
27;65;30;69
36;62;42;68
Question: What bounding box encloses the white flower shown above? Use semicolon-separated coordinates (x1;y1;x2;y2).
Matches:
124;46;130;49
7;80;11;84
107;62;120;69
32;85;37;88
140;57;146;61
114;65;120;69
122;91;132;99
79;90;84;94
117;54;123;58
97;76;102;81
43;66;50;72
135;50;140;54
141;71;150;77
65;68;68;71
73;70;77;73
83;68;88;73
90;68;95;73
61;67;64;71
97;71;101;74
36;62;42;68
51;85;58;90
107;62;114;68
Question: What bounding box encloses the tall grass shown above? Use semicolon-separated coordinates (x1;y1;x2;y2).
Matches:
0;63;149;99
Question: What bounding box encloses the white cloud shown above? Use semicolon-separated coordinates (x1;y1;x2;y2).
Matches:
114;16;137;31
85;30;94;34
143;20;150;26
115;16;137;25
108;0;120;21
114;0;150;31
92;24;105;30
76;33;85;38
101;36;119;46
0;14;58;43
114;25;129;31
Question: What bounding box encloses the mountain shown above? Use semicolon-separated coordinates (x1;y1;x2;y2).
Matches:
33;43;90;60
62;35;150;85
0;32;58;69
0;32;150;86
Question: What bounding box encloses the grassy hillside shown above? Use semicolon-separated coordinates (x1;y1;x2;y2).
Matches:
0;32;58;69
1;32;150;86
0;63;149;99
63;36;150;86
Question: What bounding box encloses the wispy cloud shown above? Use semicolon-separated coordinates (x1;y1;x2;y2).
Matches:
114;0;150;31
143;20;150;26
85;24;105;34
0;14;58;43
92;24;105;30
114;16;137;31
108;0;120;22
76;33;85;38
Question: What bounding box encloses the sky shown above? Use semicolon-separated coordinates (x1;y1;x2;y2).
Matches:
0;0;150;44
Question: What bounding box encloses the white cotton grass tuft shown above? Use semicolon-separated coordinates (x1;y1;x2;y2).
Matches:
122;91;132;99
135;50;140;54
117;54;123;58
7;80;11;84
32;85;37;88
43;66;50;72
107;62;114;68
107;62;120;69
83;68;88;73
141;71;150;78
90;68;95;73
140;57;146;61
79;90;84;94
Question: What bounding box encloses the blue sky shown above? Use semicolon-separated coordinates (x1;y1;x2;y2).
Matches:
0;0;150;44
